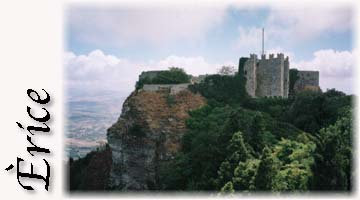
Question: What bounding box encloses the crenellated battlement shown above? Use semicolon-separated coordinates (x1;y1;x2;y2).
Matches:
240;52;319;98
249;54;257;60
241;53;290;98
259;53;285;61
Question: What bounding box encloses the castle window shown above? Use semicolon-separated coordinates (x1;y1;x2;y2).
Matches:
244;70;247;75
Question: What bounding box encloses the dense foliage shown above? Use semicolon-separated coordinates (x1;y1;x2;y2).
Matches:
242;89;352;135
69;145;112;191
136;67;190;89
70;68;354;193
159;72;353;193
188;73;248;105
312;108;353;190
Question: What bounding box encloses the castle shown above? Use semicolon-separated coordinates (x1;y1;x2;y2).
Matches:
139;53;320;98
293;70;320;94
240;53;319;98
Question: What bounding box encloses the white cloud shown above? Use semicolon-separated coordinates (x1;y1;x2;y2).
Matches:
234;27;263;54
68;5;227;47
266;5;352;42
294;49;354;78
65;48;356;95
64;50;139;93
65;50;234;94
293;49;356;94
233;4;353;52
154;55;234;76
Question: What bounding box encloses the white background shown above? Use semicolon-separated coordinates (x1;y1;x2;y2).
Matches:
0;0;359;199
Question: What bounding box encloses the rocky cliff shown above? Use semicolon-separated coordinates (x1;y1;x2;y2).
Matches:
107;89;206;190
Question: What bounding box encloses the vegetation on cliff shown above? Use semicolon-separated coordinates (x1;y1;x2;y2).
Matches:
159;71;353;192
188;73;248;105
135;67;191;89
69;68;353;193
69;145;112;191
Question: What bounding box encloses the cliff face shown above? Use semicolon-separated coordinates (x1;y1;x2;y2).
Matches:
107;89;206;190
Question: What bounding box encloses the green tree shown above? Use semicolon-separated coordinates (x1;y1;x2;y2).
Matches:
157;86;353;192
227;131;250;164
217;161;232;189
254;146;277;190
286;89;352;135
152;67;190;84
188;73;248;105
158;153;192;190
272;163;311;191
312;107;352;191
135;67;190;89
271;139;315;191
216;131;250;188
287;91;324;133
232;159;260;191
220;182;235;194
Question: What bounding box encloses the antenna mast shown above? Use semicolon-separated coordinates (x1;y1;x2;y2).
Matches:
262;28;264;55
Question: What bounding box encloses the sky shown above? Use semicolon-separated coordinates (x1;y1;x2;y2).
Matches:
65;2;356;96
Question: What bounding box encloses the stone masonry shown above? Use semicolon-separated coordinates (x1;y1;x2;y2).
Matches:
293;71;320;93
241;53;320;98
142;83;190;95
242;53;289;98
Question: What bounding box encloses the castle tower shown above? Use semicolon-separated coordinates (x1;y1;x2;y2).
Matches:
243;54;257;97
241;53;289;98
283;56;290;98
293;71;320;93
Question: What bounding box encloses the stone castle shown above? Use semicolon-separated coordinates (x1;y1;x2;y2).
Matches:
240;53;319;98
293;70;320;93
139;53;320;98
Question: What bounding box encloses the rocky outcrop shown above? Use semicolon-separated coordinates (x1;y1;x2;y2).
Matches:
107;89;206;190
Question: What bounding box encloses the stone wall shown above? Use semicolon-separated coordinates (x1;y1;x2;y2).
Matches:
256;54;285;97
191;75;207;84
243;54;257;97
283;57;290;98
294;71;320;93
242;53;289;98
142;83;190;95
